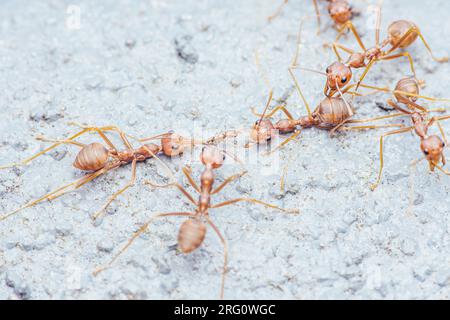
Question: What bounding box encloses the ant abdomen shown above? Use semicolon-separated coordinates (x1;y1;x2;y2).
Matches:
388;20;418;48
178;219;207;253
394;77;420;104
73;142;109;171
314;97;354;129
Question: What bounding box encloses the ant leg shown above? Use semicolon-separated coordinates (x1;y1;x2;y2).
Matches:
434;114;450;122
331;42;355;62
435;164;450;175
118;132;133;150
145;180;198;206
211;171;248;195
392;91;450;104
386;27;449;63
73;126;118;151
93;212;196;276
430;115;450;165
288;16;319;118
267;0;288;22
435;120;448;167
92;159;137;222
203;216;228;299
264;130;302;155
380;52;416;79
341;83;390;95
355;59;377;91
341;123;405;131
182;166;201;193
0;167;109;222
68;123;122;152
370;126;414;191
139;132;171;142
68;122;136;148
347;113;408;124
0;128;99;169
68;122;141;143
330;119;351;136
435;120;449;145
335;21;367;51
312;0;321;33
288;67;312;117
211;198;299;214
35;136;86;148
387;99;416;114
342;83;449;109
280;154;294;193
0;126;126;170
251;105;294;120
375;0;383;47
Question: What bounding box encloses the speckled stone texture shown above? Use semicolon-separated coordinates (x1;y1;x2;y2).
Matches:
0;0;449;299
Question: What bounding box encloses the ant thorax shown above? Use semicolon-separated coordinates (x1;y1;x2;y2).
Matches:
365;47;382;61
411;113;428;139
346;53;366;68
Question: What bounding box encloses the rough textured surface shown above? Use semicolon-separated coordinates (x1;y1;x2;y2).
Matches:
0;0;449;300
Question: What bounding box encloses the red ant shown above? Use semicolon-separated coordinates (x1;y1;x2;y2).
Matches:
0;123;200;223
329;0;448;93
268;0;354;33
93;145;299;299
347;78;450;190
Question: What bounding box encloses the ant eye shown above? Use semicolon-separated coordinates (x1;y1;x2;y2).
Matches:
202;146;206;152
423;150;429;156
326;67;330;73
341;77;347;83
443;142;446;148
222;155;226;160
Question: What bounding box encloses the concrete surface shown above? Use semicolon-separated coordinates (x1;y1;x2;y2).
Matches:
0;0;449;299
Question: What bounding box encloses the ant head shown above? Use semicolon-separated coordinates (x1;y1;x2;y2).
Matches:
326;62;352;90
421;135;445;165
328;0;352;25
200;146;225;169
250;119;275;144
161;132;186;156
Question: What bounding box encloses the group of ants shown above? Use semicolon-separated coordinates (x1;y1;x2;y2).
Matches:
2;0;450;299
